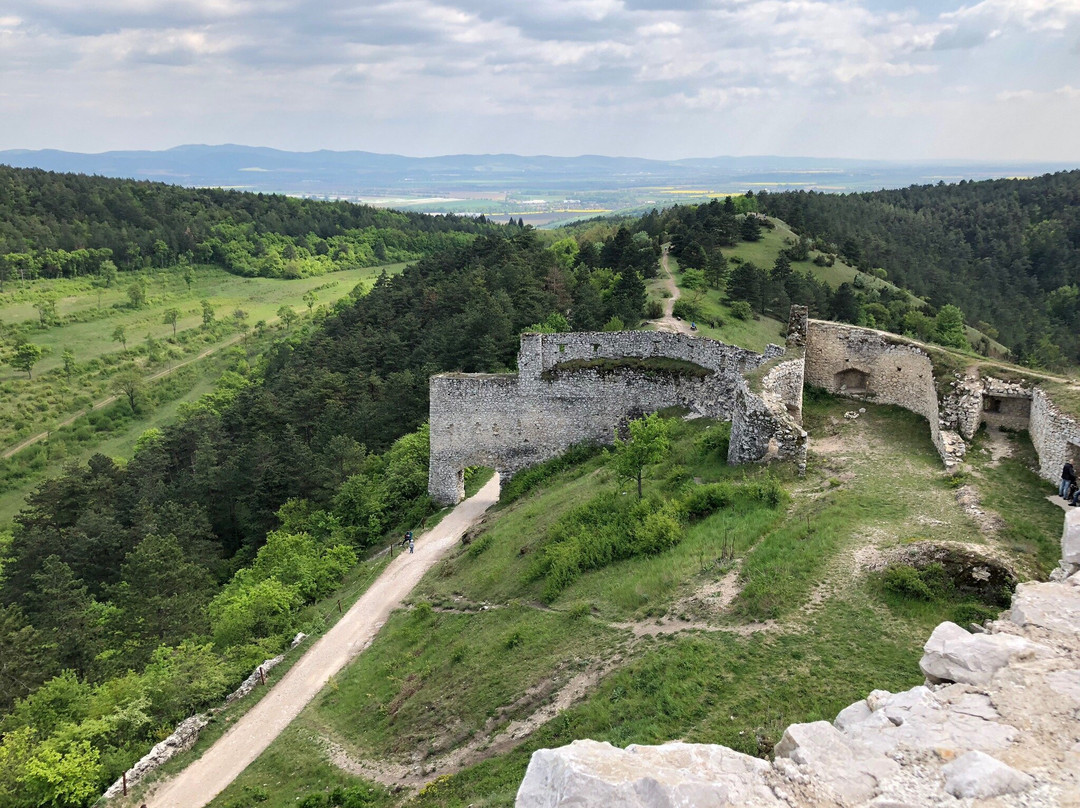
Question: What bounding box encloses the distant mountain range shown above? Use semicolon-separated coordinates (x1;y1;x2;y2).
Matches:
1;145;1076;197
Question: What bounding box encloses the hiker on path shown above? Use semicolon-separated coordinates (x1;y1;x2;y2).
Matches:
409;533;415;553
1061;459;1076;499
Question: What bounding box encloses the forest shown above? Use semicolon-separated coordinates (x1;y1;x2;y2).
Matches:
0;166;499;281
755;172;1080;365
0;205;652;804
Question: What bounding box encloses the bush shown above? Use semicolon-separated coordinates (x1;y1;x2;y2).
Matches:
951;603;1000;626
730;301;753;320
671;299;701;321
499;443;602;504
645;300;664;319
880;564;934;600
695;423;731;459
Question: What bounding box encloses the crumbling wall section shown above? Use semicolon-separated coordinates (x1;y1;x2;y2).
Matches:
727;357;808;473
429;331;780;505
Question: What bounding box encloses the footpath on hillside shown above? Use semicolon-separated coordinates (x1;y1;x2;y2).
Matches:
650;246;692;336
142;475;501;808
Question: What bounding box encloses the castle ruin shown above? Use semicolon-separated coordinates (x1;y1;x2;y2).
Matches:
428;307;1080;505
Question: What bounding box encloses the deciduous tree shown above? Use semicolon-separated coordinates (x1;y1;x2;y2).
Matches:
613;413;671;499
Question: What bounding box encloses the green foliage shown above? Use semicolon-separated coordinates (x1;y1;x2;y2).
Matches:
524;312;570;333
694;422;731;460
334;424;433;548
528;494;685;600
612;413;672;498
933;304;969;350
499;443;603;504
729;300;753;320
209;530;356;646
9;343;44;379
671;299;701;321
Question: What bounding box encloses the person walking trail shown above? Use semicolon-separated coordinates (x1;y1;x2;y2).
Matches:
144;475;500;808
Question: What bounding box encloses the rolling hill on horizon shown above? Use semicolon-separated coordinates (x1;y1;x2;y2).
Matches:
2;144;1075;198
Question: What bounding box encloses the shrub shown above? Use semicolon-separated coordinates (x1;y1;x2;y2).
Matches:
645;300;664;319
951;603;1000;626
730;301;753;320
671;299;701;321
880;565;933;600
695;423;731;459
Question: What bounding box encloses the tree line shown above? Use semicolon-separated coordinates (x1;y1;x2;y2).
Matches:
0;165;503;283
755;172;1080;367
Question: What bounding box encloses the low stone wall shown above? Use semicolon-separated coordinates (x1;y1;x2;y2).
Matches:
1030;387;1080;486
429;331;779;505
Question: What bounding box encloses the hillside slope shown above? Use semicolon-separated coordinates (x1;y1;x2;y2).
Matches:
193;397;1062;808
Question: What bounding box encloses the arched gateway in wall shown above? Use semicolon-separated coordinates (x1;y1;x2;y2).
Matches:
427;330;787;505
428;308;1080;506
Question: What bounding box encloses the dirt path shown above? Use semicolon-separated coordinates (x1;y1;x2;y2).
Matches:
143;476;501;808
2;332;247;459
650;247;692;335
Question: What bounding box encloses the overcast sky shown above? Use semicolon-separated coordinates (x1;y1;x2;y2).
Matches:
1;0;1079;160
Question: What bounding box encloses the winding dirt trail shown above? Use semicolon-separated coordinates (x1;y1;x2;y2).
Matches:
2;332;247;460
650;246;692;335
143;476;501;808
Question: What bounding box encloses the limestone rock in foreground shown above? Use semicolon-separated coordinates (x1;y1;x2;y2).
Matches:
1011;579;1080;637
1063;508;1080;566
515;739;783;808
919;620;1055;685
941;750;1033;799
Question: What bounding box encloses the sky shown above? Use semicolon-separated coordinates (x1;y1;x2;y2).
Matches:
1;0;1079;161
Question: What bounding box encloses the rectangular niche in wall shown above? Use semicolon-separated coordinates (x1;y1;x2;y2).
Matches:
981;395;1032;430
834;368;869;395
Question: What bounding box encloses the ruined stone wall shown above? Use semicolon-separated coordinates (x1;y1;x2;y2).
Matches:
727;357;808;473
429;331;777;505
803;320;960;463
1030;387;1080;485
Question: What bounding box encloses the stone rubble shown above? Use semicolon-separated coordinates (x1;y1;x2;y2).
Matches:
103;650;296;799
515;518;1080;808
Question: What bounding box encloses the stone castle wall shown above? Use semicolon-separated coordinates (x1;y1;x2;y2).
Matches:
429;331;778;505
1030;388;1080;484
803;320;962;464
430;312;1077;503
728;356;807;473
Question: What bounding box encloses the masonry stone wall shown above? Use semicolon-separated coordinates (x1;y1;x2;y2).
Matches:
803;320;963;464
1030;387;1080;485
429;331;777;505
727;357;808;473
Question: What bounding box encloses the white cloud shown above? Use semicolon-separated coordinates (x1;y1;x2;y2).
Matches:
1;0;1079;160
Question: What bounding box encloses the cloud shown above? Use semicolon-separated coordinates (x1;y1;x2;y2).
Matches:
1;0;1079;161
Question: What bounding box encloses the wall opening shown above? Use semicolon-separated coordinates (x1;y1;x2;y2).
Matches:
980;395;1031;430
1069;441;1080;463
834;368;869;394
462;465;497;499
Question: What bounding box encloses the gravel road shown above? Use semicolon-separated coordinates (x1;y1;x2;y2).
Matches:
144;475;501;808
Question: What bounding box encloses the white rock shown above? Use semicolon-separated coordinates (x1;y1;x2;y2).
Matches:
919;621;1056;685
1011;581;1080;637
515;739;783;808
941;750;1032;798
834;699;873;732
1064;509;1080;566
774;721;897;805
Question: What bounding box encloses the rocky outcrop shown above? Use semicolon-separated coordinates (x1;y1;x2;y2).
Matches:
516;568;1080;807
516;740;784;808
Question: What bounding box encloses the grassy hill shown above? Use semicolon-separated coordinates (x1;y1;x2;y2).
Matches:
167;393;1064;808
648;217;1009;358
0;262;405;527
